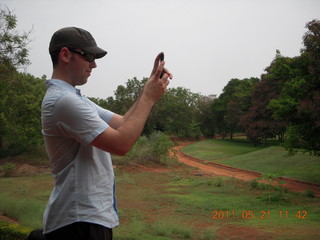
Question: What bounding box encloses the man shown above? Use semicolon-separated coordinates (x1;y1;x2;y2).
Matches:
41;27;172;240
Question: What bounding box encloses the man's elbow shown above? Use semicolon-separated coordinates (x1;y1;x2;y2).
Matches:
113;146;130;156
91;128;133;156
97;140;132;156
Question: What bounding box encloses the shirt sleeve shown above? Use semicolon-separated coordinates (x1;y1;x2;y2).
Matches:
82;96;114;124
54;94;109;146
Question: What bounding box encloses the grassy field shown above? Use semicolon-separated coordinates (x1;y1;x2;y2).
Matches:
0;139;319;239
0;165;320;239
182;139;320;184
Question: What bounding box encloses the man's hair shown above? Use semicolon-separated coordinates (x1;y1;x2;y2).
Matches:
50;50;60;67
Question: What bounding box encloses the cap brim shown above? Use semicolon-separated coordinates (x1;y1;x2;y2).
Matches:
84;46;107;59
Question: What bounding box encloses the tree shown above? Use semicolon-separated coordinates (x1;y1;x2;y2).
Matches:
239;53;289;145
194;94;216;137
0;5;45;157
0;69;46;156
212;78;259;139
268;19;320;155
90;77;146;115
91;78;204;138
150;87;202;138
0;5;31;68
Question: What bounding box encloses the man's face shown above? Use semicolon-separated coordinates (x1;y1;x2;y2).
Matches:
69;49;97;86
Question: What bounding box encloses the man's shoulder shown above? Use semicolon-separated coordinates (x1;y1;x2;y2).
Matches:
42;88;79;109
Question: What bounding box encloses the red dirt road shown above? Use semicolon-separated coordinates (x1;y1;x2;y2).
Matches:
174;143;320;196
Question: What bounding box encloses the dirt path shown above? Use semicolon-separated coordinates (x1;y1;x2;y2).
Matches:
174;143;320;196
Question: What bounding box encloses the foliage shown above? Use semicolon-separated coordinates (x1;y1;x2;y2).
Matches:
239;53;289;145
267;19;320;155
123;131;175;164
0;220;32;240
1;5;319;157
0;6;45;157
149;87;203;138
193;94;216;137
212;77;259;139
0;67;46;157
0;5;32;68
238;19;320;154
91;80;206;138
0;163;15;177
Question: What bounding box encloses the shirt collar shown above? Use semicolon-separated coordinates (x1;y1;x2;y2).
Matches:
46;79;82;96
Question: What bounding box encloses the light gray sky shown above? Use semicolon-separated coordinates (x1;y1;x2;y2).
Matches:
3;0;320;98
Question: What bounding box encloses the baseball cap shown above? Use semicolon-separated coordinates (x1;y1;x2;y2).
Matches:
49;27;107;59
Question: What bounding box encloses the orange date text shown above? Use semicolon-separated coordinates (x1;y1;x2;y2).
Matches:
211;210;308;220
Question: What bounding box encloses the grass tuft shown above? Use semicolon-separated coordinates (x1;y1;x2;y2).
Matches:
151;218;192;239
0;193;45;228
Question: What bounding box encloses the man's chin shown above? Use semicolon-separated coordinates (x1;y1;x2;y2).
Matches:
75;79;88;86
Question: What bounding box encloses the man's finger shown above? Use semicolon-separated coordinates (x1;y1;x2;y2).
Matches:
155;61;165;79
161;67;173;80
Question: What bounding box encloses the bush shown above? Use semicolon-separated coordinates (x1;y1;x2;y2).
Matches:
0;163;15;177
305;189;315;198
0;220;32;240
249;179;270;190
124;132;175;165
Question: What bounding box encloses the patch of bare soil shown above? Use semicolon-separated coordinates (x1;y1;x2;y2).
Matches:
0;213;18;224
217;224;275;240
0;163;51;177
121;163;169;173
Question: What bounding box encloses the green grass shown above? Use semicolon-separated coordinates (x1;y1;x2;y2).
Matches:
182;139;266;161
0;169;319;239
0;175;52;228
219;146;320;183
182;139;320;183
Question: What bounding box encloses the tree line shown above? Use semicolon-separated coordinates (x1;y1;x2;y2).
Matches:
0;5;319;157
91;19;320;156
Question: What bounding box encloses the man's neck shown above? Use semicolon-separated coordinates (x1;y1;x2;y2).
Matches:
51;69;74;86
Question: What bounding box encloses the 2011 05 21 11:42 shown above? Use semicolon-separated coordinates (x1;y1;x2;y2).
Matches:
211;210;308;220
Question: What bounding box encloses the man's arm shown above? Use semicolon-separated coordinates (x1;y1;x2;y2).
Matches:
91;53;172;156
107;95;141;130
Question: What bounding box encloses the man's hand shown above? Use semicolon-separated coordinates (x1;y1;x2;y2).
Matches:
91;53;173;156
142;52;173;104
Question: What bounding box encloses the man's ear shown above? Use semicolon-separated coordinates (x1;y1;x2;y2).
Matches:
59;47;71;63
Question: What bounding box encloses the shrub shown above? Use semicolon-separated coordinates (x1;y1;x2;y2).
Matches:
0;163;15;177
214;178;223;187
305;189;315;198
0;220;32;240
125;132;175;165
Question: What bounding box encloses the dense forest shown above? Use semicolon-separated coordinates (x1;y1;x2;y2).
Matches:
0;6;319;157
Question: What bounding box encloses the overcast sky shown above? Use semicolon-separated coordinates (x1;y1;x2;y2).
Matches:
2;0;320;98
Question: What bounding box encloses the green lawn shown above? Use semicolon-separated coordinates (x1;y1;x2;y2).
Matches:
181;139;266;160
182;139;320;184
